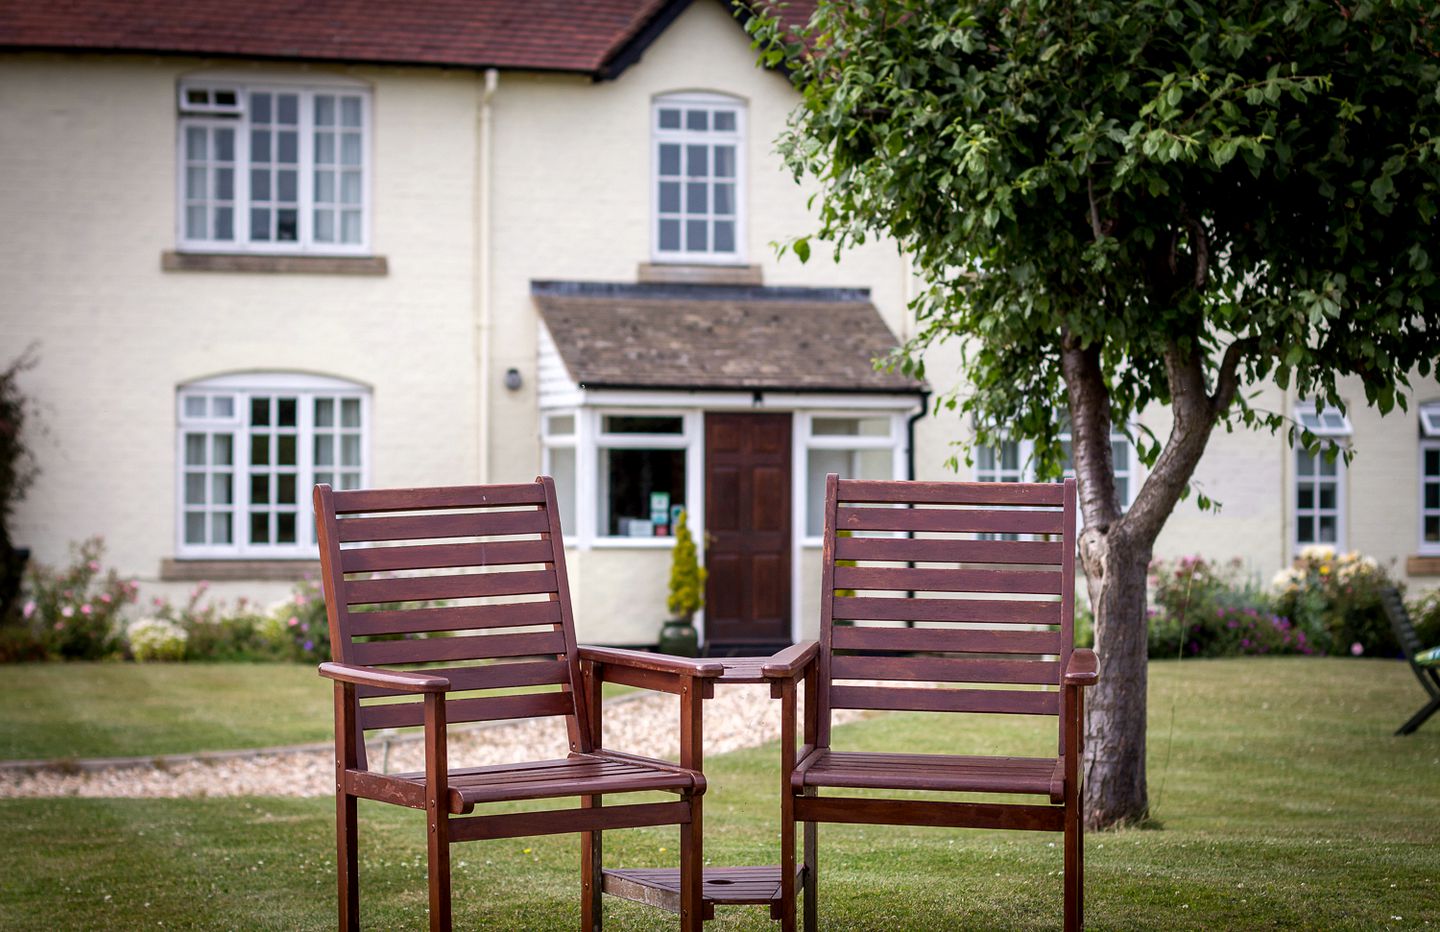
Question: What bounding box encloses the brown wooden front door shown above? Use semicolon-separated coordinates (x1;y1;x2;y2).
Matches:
704;412;791;646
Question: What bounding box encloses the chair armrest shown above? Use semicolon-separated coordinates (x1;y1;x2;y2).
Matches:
762;640;819;680
318;661;450;693
578;645;726;678
1063;648;1099;687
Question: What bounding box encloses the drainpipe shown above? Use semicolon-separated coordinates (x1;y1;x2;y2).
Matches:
904;389;931;626
475;67;499;482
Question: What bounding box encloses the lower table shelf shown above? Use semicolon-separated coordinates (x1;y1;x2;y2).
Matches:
602;865;804;921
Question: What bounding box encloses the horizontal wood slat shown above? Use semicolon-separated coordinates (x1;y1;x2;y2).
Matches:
832;596;1061;626
359;690;573;730
830;625;1062;655
831;655;1061;686
831;684;1059;715
801;750;1061;795
344;569;557;606
834;535;1065;566
335;509;548;543
349;629;565;666
836;507;1063;535
354;660;571;698
833;566;1061;595
448;801;690;842
793;795;1063;833
347;600;562;637
836;479;1066;507
340;539;555;574
332;483;547;514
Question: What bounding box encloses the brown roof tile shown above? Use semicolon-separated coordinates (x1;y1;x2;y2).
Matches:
533;281;922;394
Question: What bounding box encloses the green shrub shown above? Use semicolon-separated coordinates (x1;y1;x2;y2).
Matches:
147;583;276;662
666;509;706;622
127;617;188;662
1270;546;1398;657
266;576;331;663
22;538;137;660
1144;556;1310;658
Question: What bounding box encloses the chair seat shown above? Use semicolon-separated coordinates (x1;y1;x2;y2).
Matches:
799;750;1064;802
388;752;701;814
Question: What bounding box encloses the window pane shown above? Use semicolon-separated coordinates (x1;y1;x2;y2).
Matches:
277;131;298;164
713;183;734;215
215;129;234;161
546;414;575;435
277;473;297;504
277;397;297;427
658;108;681;129
250;208;271;240
1426;482;1439;510
315;398;335;427
251;129;271;162
215;207;233;240
215;168;234;200
686;145;708;177
276;209;298;242
316;95;335;126
1427;448;1440;475
686;219;707;251
212;434;233;465
1318;453;1337;476
341;398;361;427
277;434;297;466
316;134;336;164
686;182;707;213
1297;516;1314;542
185;206;206;239
251;92;271;122
1318;484;1336;510
659;181;680;213
813;417;888;436
338;472;361;490
1297;485;1314;510
185;434;206;466
659;144;681;176
341;133;361;166
714;145;735;178
341;171;361;205
686;109;708;131
341;210;362;244
1296;450;1314;476
250;434;269;466
186;126;207;159
186;166;207;198
314;435;334;466
658;219;680;251
212;473;232;505
549;446;577;534
713;220;735;253
277;94;298;125
714;110;736;131
251;474;269;505
341;434;361;466
341;96;362;127
1428;515;1440;543
277;512;297;544
212;511;232;545
251;397;270;426
314;209;335;242
603;415;683;434
185;473;206;505
277;169;297;202
601;448;686;537
185;512;206;545
976;445;997;472
250;511;269;545
184;396;207;418
1318;515;1337;542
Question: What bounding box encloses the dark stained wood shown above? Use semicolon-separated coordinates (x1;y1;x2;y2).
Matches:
347;600;561;637
340;538;555;574
833;565;1061;595
831;655;1061;686
335;508;548;543
836;479;1066;506
836;505;1064;535
834;534;1064;565
830;684;1060;716
832;594;1061;625
312;477;706;932
785;475;1096;932
830;625;1061;655
704;413;792;645
602;865;800;915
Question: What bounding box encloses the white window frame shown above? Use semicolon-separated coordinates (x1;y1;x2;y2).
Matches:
1418;402;1440;555
176;76;372;256
1292;401;1350;552
971;426;1140;510
176;373;371;559
541;411;579;545
651;92;746;265
797;412;907;545
591;410;697;547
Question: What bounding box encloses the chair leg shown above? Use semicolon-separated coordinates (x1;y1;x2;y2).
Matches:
336;791;359;932
803;817;817;932
427;811;452;932
1063;799;1082;932
1397;694;1440;735
779;794;796;932
581;795;603;931
679;794;704;931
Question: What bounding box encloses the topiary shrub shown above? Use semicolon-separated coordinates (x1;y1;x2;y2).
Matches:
666;509;706;623
0;346;39;628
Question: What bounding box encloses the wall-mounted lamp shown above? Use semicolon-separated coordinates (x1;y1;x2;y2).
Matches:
503;367;523;391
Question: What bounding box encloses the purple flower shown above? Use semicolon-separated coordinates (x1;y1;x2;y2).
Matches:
304;640;314;652
1241;638;1251;648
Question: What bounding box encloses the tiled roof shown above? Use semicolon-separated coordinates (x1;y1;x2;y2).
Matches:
0;0;679;76
533;281;922;394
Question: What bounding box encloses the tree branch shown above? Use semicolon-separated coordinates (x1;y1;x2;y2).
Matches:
1122;342;1215;545
1087;172;1104;242
1210;336;1257;414
1060;330;1122;532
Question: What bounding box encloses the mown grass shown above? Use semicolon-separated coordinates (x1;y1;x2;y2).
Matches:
0;657;1437;929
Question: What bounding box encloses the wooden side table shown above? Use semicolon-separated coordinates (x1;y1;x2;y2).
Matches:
580;654;814;926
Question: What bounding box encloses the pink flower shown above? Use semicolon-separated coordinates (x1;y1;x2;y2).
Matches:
87;561;100;572
1350;642;1364;656
61;605;74;618
152;596;165;607
288;616;300;627
54;622;64;631
21;600;35;619
99;593;112;604
80;604;93;615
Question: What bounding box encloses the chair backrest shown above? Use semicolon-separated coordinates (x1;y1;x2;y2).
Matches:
1382;585;1440;693
816;474;1077;750
314;477;589;765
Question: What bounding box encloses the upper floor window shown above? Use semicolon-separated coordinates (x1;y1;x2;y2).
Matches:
177;79;370;254
1293;401;1351;549
652;93;744;264
177;373;370;558
1419;402;1440;554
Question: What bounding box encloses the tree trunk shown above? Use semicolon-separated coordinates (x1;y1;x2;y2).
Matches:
1079;529;1151;828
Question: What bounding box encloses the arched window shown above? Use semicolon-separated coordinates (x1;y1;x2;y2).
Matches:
176;373;370;557
652;92;745;263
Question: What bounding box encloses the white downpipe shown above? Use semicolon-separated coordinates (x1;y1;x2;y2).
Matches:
476;68;499;482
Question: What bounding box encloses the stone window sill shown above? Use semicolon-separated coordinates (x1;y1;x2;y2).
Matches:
1406;555;1440;576
161;559;321;582
637;262;762;286
162;251;388;275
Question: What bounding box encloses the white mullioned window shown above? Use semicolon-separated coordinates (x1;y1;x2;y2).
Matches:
802;414;904;538
177;373;370;558
596;413;692;538
177;79;371;254
1419;402;1440;554
1293;401;1351;549
652;92;745;263
541;411;578;537
972;423;1139;509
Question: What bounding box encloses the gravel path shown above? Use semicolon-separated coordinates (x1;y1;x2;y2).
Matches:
0;686;862;800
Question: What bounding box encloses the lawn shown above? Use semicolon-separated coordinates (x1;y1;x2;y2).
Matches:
1;657;1437;929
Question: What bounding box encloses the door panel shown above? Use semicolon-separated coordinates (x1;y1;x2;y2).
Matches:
704;413;792;645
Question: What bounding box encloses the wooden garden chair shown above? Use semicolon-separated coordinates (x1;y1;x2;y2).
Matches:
314;477;719;931
765;475;1099;931
1381;586;1440;736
